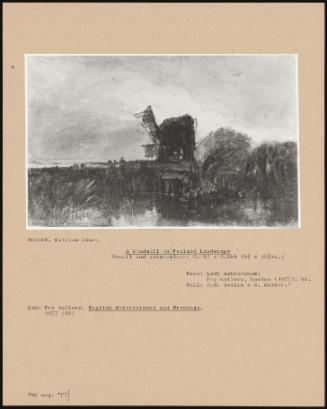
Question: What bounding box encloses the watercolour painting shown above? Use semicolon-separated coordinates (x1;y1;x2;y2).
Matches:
26;54;299;228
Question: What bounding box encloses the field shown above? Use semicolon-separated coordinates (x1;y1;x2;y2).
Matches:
28;140;298;228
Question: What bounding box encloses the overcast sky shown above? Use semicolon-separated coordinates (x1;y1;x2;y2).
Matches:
27;54;298;163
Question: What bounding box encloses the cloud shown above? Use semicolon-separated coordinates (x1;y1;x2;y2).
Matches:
27;55;298;162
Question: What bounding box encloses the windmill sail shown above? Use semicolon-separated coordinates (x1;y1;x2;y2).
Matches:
134;106;160;142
